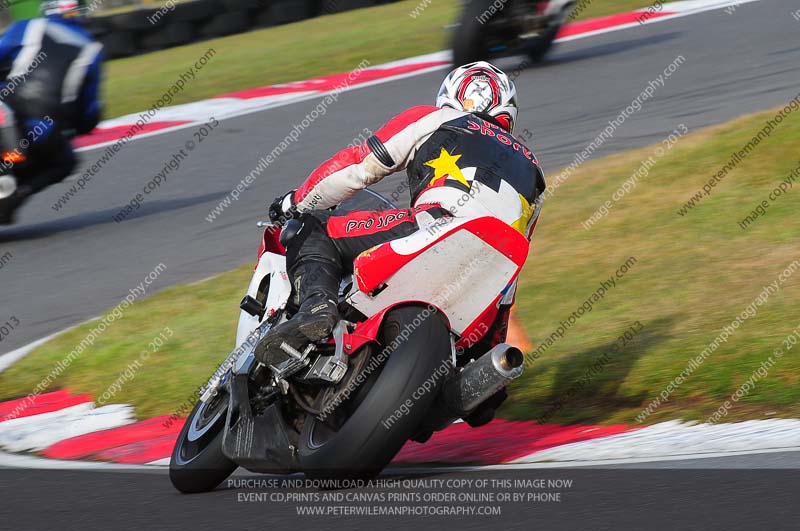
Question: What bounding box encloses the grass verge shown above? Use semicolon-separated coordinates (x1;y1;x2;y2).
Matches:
0;267;252;419
102;0;654;119
2;106;798;425
508;107;800;425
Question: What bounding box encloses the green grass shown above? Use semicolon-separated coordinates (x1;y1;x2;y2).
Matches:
103;0;654;118
0;267;253;419
2;107;798;425
568;0;657;19
103;0;460;118
507;109;800;425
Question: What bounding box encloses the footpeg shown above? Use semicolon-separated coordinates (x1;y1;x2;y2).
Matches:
240;295;265;319
301;321;351;384
268;343;316;379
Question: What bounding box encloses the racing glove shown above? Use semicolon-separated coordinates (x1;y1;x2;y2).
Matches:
268;190;297;225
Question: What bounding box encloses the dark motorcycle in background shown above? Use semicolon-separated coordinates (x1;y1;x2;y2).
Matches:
452;0;576;66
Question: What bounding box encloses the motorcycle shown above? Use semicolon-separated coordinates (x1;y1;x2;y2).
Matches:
452;0;575;66
169;189;528;493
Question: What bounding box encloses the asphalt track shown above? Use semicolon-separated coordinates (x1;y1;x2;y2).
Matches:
1;2;800;527
0;461;798;530
2;0;799;354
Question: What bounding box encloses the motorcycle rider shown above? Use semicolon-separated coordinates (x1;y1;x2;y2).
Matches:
0;0;103;224
258;62;545;419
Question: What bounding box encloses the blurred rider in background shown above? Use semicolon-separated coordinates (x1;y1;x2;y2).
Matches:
0;0;103;223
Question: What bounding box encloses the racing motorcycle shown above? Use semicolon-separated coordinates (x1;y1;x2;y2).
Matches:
169;190;528;493
452;0;575;66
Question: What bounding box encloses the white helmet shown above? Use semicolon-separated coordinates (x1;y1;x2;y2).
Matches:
436;61;518;132
41;0;83;18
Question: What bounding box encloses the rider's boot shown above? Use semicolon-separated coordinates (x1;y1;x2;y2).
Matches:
254;256;341;367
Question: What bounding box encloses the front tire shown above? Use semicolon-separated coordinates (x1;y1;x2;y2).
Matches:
169;388;237;493
298;305;451;478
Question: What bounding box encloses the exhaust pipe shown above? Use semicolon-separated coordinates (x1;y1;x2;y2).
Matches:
443;343;524;416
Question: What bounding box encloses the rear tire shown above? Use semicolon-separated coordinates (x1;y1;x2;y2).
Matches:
523;25;558;62
452;0;494;66
524;3;572;62
298;305;451;478
169;389;237;493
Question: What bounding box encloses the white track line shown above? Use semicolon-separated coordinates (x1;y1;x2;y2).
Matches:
0;329;71;372
0;317;103;372
0;449;165;471
509;419;800;464
74;62;450;154
556;0;763;44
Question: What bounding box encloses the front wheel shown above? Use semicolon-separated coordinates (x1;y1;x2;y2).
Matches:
169;387;237;493
298;305;452;479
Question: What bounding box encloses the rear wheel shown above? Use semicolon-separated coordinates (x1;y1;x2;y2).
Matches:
524;2;572;62
523;25;559;62
298;305;451;478
452;0;494;66
169;388;237;493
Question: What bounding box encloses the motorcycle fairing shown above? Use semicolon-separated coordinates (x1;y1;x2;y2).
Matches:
340;300;450;356
257;225;286;262
235;250;291;348
347;216;529;337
